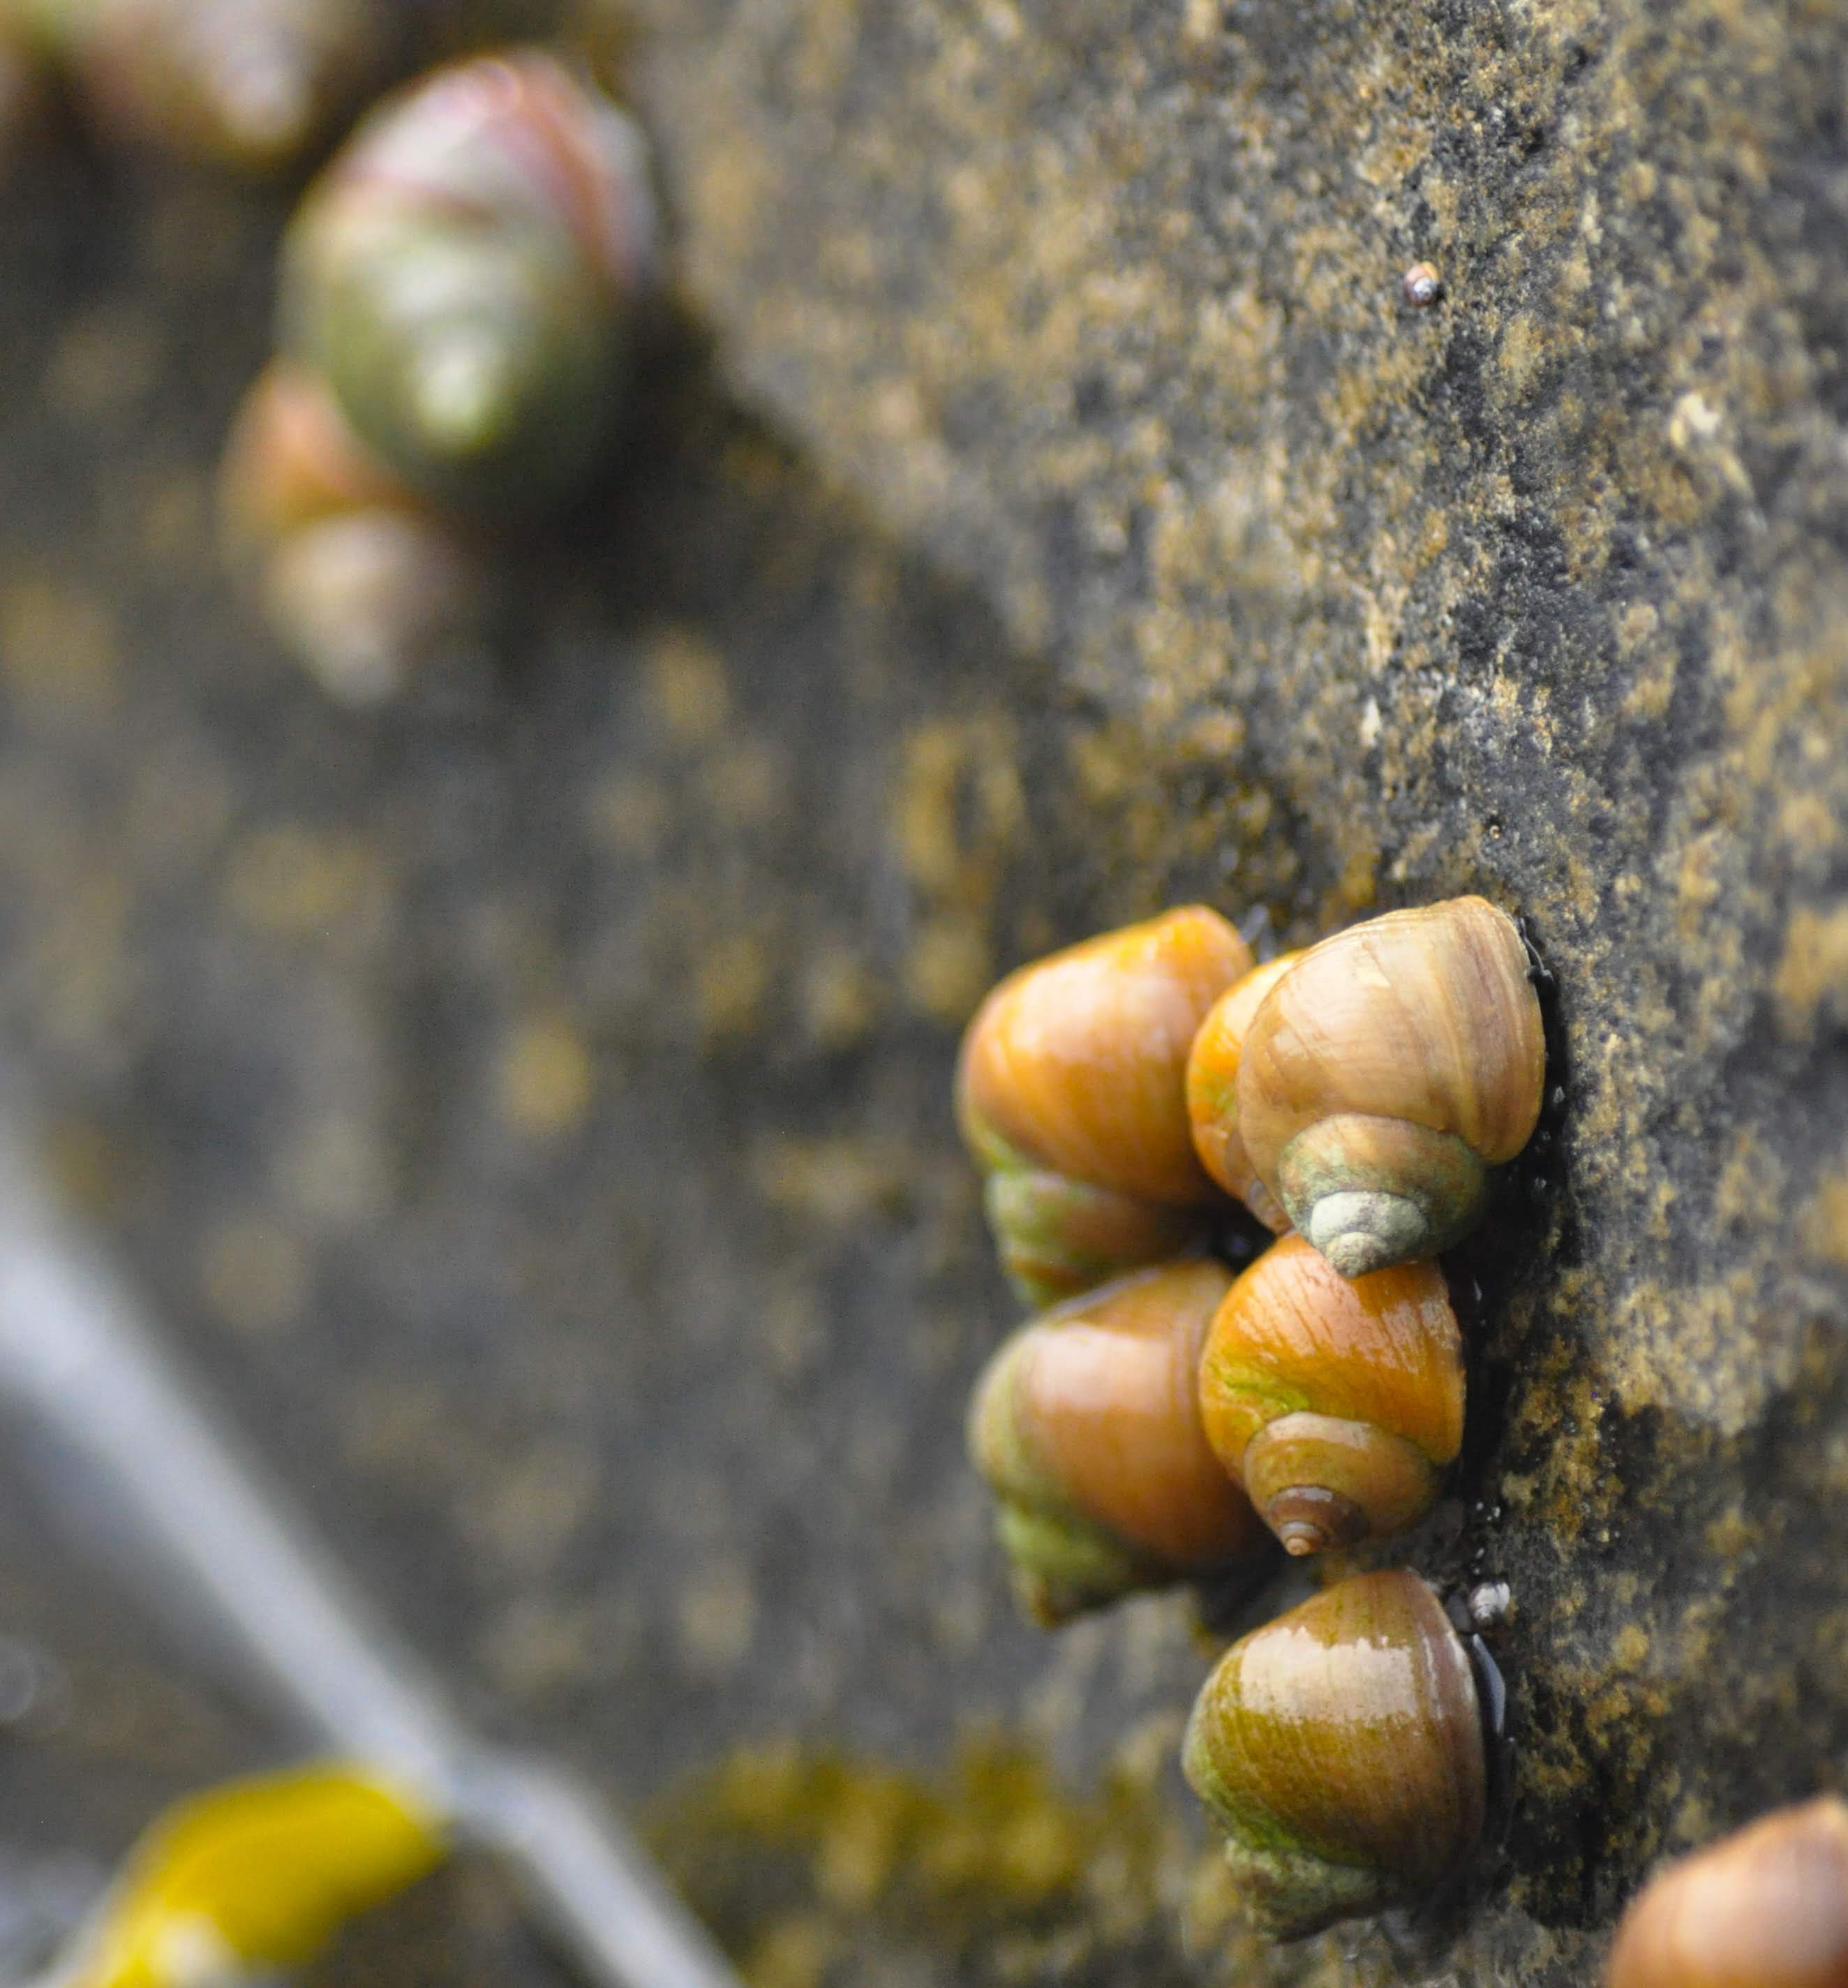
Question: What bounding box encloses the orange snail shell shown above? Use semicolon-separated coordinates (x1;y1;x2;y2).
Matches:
1604;1797;1848;1988
967;1257;1269;1624
1186;951;1303;1231
1195;1232;1463;1555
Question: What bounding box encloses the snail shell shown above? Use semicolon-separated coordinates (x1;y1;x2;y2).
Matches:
1182;1568;1486;1938
958;906;1253;1206
1186;951;1302;1231
26;0;387;171
221;360;493;706
967;1257;1269;1624
1604;1797;1848;1988
279;50;655;512
1237;896;1544;1277
1196;1232;1462;1555
982;1164;1203;1312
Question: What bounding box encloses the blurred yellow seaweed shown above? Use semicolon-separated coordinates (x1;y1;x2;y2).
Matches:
66;1763;446;1987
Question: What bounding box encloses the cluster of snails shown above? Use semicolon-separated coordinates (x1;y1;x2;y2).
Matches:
0;0;396;175
957;894;1547;1939
218;47;656;705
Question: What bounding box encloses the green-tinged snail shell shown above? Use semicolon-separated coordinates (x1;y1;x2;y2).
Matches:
1196;1232;1463;1555
1186;951;1303;1231
983;1164;1205;1312
1182;1568;1486;1939
967;1258;1269;1624
1604;1797;1848;1988
278;49;655;512
1237;896;1545;1278
221;360;493;706
22;0;388;171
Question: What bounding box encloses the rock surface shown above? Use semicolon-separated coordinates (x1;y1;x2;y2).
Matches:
2;0;1847;1984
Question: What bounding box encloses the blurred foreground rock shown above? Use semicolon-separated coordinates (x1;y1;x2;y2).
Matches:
3;1;1848;1983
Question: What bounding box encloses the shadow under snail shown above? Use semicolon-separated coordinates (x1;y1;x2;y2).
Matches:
1604;1797;1848;1988
1200;896;1546;1279
956;906;1254;1308
966;1256;1272;1624
1182;1568;1489;1940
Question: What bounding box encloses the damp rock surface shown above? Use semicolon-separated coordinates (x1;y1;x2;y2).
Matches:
0;1;1845;1984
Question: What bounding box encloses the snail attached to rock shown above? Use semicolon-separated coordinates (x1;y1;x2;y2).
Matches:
956;907;1253;1307
1216;896;1545;1277
966;1257;1272;1623
1196;1231;1463;1556
219;360;494;707
1604;1797;1848;1988
1182;1568;1489;1940
278;47;655;514
14;0;390;171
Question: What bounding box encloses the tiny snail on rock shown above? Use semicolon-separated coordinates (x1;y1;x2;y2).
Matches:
278;48;655;514
16;0;389;171
220;360;493;708
967;1257;1270;1624
1604;1797;1848;1988
1225;896;1545;1277
1196;1231;1463;1556
1182;1568;1489;1940
956;906;1253;1307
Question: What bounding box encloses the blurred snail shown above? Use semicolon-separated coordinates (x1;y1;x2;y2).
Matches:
1231;896;1544;1277
17;0;389;171
1196;1231;1462;1556
967;1257;1270;1624
221;359;494;706
957;907;1253;1307
1185;951;1302;1231
1604;1797;1848;1988
1182;1568;1486;1939
278;48;655;514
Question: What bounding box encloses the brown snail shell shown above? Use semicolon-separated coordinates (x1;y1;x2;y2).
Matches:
1186;951;1303;1230
1237;896;1545;1277
967;1257;1269;1624
1604;1797;1848;1988
1195;1232;1462;1555
27;0;388;172
278;50;654;512
221;360;493;706
1182;1568;1486;1938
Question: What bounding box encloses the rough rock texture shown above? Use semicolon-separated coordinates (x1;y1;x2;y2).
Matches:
2;0;1847;1984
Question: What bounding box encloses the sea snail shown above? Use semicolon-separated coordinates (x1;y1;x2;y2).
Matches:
1182;1568;1487;1939
1228;896;1544;1278
17;0;389;172
220;360;493;707
1604;1797;1848;1988
956;907;1253;1307
967;1257;1271;1624
1196;1231;1463;1556
1185;951;1303;1231
278;50;656;514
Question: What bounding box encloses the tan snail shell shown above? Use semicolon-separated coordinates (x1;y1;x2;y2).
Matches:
1185;951;1303;1231
1235;896;1545;1277
220;360;493;706
1182;1568;1486;1938
23;0;388;171
1195;1232;1462;1555
967;1257;1269;1624
957;907;1253;1303
278;50;655;513
1604;1797;1848;1988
